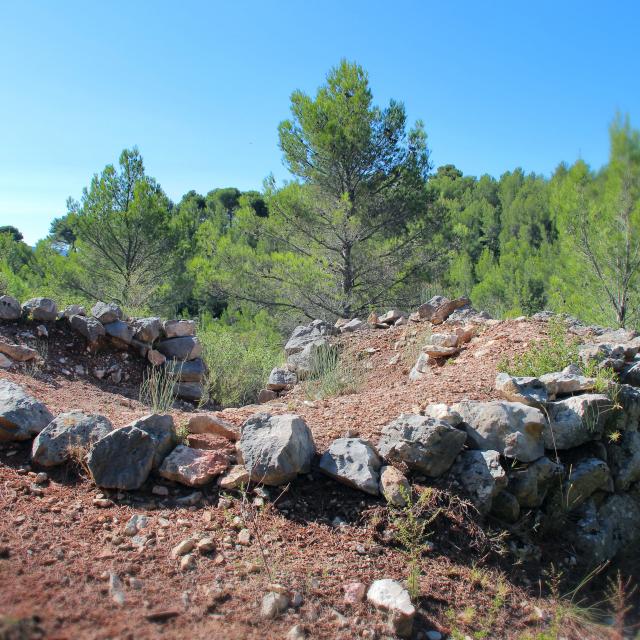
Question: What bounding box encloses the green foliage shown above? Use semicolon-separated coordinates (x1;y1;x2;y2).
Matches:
139;364;180;413
498;318;580;377
198;309;282;407
302;344;366;400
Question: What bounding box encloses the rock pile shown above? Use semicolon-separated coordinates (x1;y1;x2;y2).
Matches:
0;295;206;402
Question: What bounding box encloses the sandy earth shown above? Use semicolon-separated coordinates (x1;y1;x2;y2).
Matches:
0;317;635;639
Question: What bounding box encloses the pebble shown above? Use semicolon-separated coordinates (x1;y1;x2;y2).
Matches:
261;592;289;619
197;537;216;554
34;472;49;485
93;498;114;508
124;514;149;537
171;538;196;558
180;554;196;571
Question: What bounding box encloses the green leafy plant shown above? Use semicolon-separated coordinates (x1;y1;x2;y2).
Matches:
498;318;580;377
302;343;366;400
139;363;181;413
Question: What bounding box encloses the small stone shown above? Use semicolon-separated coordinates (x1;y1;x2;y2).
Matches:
261;591;289;619
343;581;367;605
180;553;196;571
109;572;125;606
379;466;410;507
237;529;251;545
34;472;48;485
171;538;196;558
152;485;169;496
197;537;216;554
124;514;149;537
93;498;114;508
218;465;250;490
286;624;306;640
367;579;415;638
36;325;48;338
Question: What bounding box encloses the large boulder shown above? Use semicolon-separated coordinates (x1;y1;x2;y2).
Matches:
31;412;113;467
62;304;86;318
165;358;206;382
69;314;105;344
103;320;135;346
284;319;335;356
158;445;229;486
175;382;205;402
571;494;640;562
131;317;162;343
319;437;382;495
0;295;21;321
452;400;545;462
507;456;563;508
163;319;195;338
450;449;507;515
86;426;155;490
607;431;640;491
125;414;176;467
551;458;613;512
156;336;202;361
267;367;297;391
22;297;57;322
377;414;466;477
0;380;54;441
286;339;331;375
91;301;122;324
539;366;596;399
495;373;548;406
544;394;613;449
417;295;469;325
238;413;315;485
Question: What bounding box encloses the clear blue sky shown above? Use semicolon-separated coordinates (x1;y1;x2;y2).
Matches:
1;0;638;245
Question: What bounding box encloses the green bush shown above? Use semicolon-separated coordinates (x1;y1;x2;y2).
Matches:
498;318;580;377
303;343;366;400
198;309;283;407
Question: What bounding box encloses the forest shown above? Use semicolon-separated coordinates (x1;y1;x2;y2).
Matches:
2;61;640;349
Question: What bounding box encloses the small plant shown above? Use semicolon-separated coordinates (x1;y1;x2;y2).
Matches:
303;344;366;400
498;318;580;377
175;422;189;444
139;363;181;412
389;486;441;600
402;325;432;367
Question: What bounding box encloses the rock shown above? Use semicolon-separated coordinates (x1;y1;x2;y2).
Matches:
103;320;134;345
62;304;86;318
124;514;148;536
340;318;364;333
319;438;382;495
147;349;166;367
238;528;251;545
22;297;57;322
69;314;105;344
378;414;466;476
163;319;196;338
422;345;459;358
180;554;195;571
539;367;596;398
31;411;113;467
380;465;410;507
165;358;206;382
109;573;125;606
572;493;640;562
36;325;48;338
239;413;315;485
545;394;613;449
188;414;240;441
491;490;520;523
395;316;408;327
450;450;507;514
0;380;54;441
409;352;429;381
286;624;306;640
418;295;469;325
91;301;122;324
131;317;162;343
429;333;459;348
152;484;169;496
367;579;415;638
0;341;38;362
257;389;278;404
0;354;12;369
175;382;205;402
267;367;298;391
0;295;21;320
507;456;563;508
286;339;330;375
452;400;545;462
607;431;640;490
218;465;250;490
421;403;463;426
197;537;216;554
615;385;640;431
158;445;229;486
126;414;177;467
156;336;202;361
379;309;403;325
261;591;289;619
343;582;367;605
495;373;548;406
284;319;335;356
171;538;196;558
86;426;156;490
560;458;613;511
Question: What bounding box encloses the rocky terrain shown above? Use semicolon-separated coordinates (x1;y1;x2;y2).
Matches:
1;294;640;640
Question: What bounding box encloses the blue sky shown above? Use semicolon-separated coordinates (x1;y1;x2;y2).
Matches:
1;0;638;245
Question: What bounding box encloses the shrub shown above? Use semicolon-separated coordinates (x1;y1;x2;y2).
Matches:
303;343;366;400
198;309;283;407
139;364;180;413
498;318;580;377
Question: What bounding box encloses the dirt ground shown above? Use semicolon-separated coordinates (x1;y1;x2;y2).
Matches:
0;318;637;639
